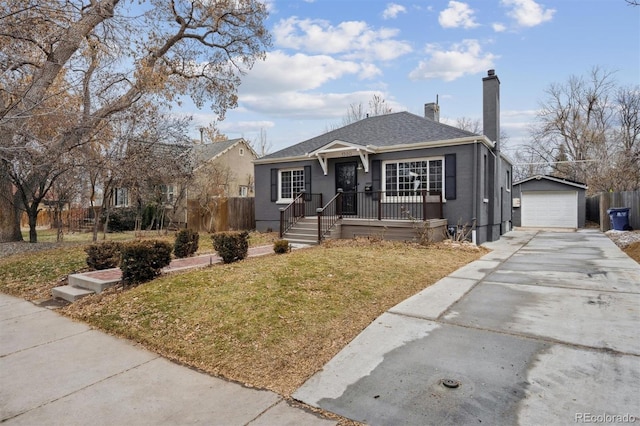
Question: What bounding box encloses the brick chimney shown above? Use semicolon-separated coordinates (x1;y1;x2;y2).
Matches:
424;102;440;122
482;69;500;152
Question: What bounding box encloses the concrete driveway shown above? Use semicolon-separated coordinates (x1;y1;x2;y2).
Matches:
294;230;640;425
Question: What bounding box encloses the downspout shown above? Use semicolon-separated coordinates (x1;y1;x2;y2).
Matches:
472;139;477;244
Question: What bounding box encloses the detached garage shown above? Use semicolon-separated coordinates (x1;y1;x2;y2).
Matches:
512;175;587;229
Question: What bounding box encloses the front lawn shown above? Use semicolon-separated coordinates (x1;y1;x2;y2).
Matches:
0;230;278;300
61;239;486;397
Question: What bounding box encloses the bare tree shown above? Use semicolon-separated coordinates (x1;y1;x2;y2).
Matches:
251;127;272;157
455;117;482;134
522;67;639;191
0;0;270;242
103;109;193;235
200;123;229;144
331;94;394;130
190;162;235;232
455;116;510;151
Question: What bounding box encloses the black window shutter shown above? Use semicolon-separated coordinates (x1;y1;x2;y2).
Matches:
304;165;312;200
270;168;278;202
372;160;381;201
445;154;456;200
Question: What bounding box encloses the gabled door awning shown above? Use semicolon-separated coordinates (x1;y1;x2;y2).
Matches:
307;140;376;175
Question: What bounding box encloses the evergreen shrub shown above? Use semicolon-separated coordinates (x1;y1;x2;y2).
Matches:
85;241;123;270
174;229;199;258
120;240;172;284
273;239;290;254
212;231;249;264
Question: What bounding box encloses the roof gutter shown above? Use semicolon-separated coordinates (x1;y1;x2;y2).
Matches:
253;135;493;165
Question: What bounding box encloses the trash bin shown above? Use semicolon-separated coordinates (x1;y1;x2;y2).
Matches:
607;207;631;231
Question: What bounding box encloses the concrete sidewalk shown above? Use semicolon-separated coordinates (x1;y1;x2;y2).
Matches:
294;230;640;425
0;293;335;425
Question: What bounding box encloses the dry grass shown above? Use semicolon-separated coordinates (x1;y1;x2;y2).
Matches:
62;239;487;397
624;241;640;264
0;246;89;300
0;231;278;300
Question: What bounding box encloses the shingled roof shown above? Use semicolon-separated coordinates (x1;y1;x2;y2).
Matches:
261;111;479;160
192;138;250;168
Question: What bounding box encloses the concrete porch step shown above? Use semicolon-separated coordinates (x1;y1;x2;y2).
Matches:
285;238;318;246
51;285;95;302
52;268;124;303
68;268;122;294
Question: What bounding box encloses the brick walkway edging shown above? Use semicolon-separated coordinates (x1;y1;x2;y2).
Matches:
77;245;277;282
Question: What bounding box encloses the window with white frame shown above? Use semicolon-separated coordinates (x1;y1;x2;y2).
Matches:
506;169;511;192
160;184;175;204
113;187;129;207
279;168;304;202
239;185;249;197
383;158;443;200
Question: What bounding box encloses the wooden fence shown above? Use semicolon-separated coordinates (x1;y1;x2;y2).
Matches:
187;197;255;232
21;208;96;232
586;191;640;231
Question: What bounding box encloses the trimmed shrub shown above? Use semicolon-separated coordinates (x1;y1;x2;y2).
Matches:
85;241;123;270
212;231;249;264
273;239;290;254
174;229;199;258
120;240;172;284
103;207;137;232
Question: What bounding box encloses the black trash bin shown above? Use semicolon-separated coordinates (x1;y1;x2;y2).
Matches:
607;207;631;231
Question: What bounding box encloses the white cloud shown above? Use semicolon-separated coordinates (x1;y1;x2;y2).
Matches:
408;39;498;82
439;1;479;29
218;120;275;134
492;22;507;32
241;91;400;119
232;50;389;118
240;50;368;95
383;3;407;20
273;17;412;61
501;0;555;27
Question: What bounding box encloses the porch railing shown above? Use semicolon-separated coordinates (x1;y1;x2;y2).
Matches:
279;191;323;237
336;190;443;221
316;189;343;241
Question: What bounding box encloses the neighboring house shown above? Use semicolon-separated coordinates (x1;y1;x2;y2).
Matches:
190;138;257;199
254;70;513;245
512;175;587;229
187;138;258;232
107;141;192;229
108;138;257;230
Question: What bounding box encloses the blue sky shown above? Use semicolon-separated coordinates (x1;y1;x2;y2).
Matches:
184;0;640;156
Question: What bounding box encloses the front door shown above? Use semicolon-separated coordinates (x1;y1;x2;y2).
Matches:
336;162;357;215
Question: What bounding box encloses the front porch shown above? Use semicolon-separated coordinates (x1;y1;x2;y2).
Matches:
280;190;447;244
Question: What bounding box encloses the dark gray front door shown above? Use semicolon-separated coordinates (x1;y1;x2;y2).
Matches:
336;162;357;215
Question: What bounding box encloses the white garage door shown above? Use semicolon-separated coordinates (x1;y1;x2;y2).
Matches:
521;191;578;228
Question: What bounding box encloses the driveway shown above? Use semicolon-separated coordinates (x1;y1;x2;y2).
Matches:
294;230;640;425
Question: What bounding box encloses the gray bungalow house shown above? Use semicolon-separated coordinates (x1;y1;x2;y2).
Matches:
254;70;512;245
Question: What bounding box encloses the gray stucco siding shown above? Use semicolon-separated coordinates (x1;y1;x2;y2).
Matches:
255;143;484;233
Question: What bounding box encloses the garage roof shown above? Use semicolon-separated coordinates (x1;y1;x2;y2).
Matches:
514;174;588;190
